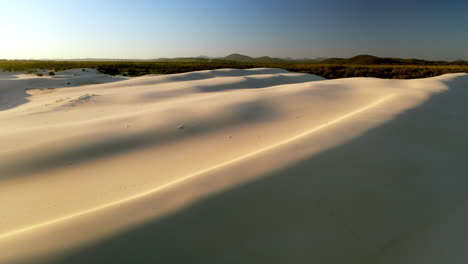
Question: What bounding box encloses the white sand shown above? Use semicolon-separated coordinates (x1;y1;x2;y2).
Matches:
0;68;467;263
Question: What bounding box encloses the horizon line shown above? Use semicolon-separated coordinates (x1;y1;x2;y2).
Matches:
1;53;467;62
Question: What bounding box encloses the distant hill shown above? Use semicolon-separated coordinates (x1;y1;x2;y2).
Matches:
218;54;468;65
18;54;467;66
223;53;254;62
319;54;468;65
221;53;289;63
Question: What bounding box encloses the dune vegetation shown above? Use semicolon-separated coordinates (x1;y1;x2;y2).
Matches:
1;55;467;79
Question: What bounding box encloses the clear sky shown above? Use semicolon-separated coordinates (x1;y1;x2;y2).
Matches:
1;0;467;60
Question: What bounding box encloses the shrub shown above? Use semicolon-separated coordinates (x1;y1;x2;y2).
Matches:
36;73;43;77
48;71;55;76
0;59;466;79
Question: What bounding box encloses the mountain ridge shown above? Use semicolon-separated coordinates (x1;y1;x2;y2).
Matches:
3;54;467;65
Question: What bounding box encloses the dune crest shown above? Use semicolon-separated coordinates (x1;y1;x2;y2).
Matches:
1;69;467;264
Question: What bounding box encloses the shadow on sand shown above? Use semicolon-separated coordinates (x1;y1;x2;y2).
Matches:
36;75;468;263
0;100;278;180
0;79;30;111
0;75;125;111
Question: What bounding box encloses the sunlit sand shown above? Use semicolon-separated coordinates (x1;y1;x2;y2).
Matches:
1;68;467;263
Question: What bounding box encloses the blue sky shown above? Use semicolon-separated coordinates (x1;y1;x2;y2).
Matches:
1;0;467;60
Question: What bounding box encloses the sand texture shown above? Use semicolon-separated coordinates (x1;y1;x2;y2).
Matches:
1;68;468;263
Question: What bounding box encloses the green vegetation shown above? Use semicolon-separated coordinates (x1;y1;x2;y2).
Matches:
281;64;468;79
48;70;55;76
0;55;467;79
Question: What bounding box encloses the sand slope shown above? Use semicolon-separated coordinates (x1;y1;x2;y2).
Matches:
0;68;467;263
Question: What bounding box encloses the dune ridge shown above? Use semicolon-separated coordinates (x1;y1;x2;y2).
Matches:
1;68;467;263
0;93;394;241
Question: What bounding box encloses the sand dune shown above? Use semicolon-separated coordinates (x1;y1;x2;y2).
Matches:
0;68;467;263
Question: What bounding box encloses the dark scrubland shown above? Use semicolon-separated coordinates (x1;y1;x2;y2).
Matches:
1;54;467;79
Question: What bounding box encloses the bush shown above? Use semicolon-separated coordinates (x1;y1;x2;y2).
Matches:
36;73;43;77
0;59;465;79
48;71;55;76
